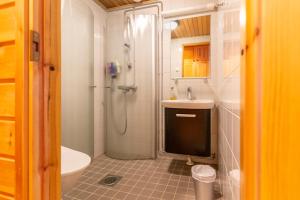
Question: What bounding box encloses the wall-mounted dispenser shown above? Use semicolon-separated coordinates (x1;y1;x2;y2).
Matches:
107;61;121;78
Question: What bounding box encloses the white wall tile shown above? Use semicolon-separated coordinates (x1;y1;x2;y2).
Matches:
233;115;240;165
217;1;241;199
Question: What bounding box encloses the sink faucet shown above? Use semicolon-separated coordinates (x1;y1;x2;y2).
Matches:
187;87;193;100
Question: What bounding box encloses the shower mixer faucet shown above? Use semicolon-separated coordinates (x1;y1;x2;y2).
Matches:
124;43;130;48
118;85;137;93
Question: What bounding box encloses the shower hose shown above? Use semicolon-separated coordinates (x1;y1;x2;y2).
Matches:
110;81;128;135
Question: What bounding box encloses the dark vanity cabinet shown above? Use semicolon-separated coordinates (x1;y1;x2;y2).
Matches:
165;108;211;157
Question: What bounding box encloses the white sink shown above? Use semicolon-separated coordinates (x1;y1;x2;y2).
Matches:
161;99;214;109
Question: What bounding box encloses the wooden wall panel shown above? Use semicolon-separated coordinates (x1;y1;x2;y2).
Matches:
0;194;14;200
0;0;15;6
98;0;151;9
172;15;210;39
0;121;15;156
0;158;15;196
0;44;16;79
0;84;15;117
0;4;16;42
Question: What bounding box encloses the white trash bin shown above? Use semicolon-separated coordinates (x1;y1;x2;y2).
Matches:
191;165;216;200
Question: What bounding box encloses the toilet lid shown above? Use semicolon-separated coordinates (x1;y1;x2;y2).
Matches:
61;146;91;176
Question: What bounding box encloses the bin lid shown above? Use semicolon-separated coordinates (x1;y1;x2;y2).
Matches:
191;165;216;183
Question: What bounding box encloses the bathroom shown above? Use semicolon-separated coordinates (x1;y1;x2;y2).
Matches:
1;0;300;199
60;0;240;199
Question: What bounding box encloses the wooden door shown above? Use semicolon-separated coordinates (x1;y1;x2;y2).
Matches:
0;0;60;199
0;0;29;199
242;0;300;199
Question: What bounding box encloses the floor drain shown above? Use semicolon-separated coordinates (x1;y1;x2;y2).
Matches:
98;174;122;187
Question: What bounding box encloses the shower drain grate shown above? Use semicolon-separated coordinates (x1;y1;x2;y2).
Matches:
98;174;122;187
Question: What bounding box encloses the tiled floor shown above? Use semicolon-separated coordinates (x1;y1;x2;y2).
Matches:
63;155;198;200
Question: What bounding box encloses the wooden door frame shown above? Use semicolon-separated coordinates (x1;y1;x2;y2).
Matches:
41;0;300;199
240;0;260;199
15;0;30;199
42;0;61;198
27;0;61;198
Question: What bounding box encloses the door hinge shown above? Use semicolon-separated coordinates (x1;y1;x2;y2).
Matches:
30;30;40;62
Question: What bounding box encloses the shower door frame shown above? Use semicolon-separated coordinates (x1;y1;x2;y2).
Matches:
104;2;163;159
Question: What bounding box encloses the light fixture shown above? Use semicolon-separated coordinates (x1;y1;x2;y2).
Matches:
133;0;142;2
164;20;179;30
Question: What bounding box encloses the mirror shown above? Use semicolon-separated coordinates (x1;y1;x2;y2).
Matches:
164;15;211;79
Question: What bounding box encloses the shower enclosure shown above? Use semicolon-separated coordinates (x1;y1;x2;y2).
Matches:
61;0;94;157
105;6;159;159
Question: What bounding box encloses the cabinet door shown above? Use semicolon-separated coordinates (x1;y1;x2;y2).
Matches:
165;108;211;157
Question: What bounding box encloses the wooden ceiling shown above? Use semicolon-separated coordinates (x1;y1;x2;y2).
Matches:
98;0;152;9
171;15;211;39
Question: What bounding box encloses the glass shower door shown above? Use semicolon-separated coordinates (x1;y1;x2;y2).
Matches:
61;0;94;157
105;11;157;159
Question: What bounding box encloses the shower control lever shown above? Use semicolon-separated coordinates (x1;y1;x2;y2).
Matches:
118;85;137;93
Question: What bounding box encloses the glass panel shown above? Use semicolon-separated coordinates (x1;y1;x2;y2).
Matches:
61;0;94;156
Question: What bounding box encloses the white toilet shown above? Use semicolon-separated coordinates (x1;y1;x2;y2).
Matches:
61;146;91;194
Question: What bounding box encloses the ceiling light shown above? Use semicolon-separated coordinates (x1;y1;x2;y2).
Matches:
164;21;179;30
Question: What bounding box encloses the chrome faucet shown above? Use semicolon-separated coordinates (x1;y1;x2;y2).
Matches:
187;87;193;100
